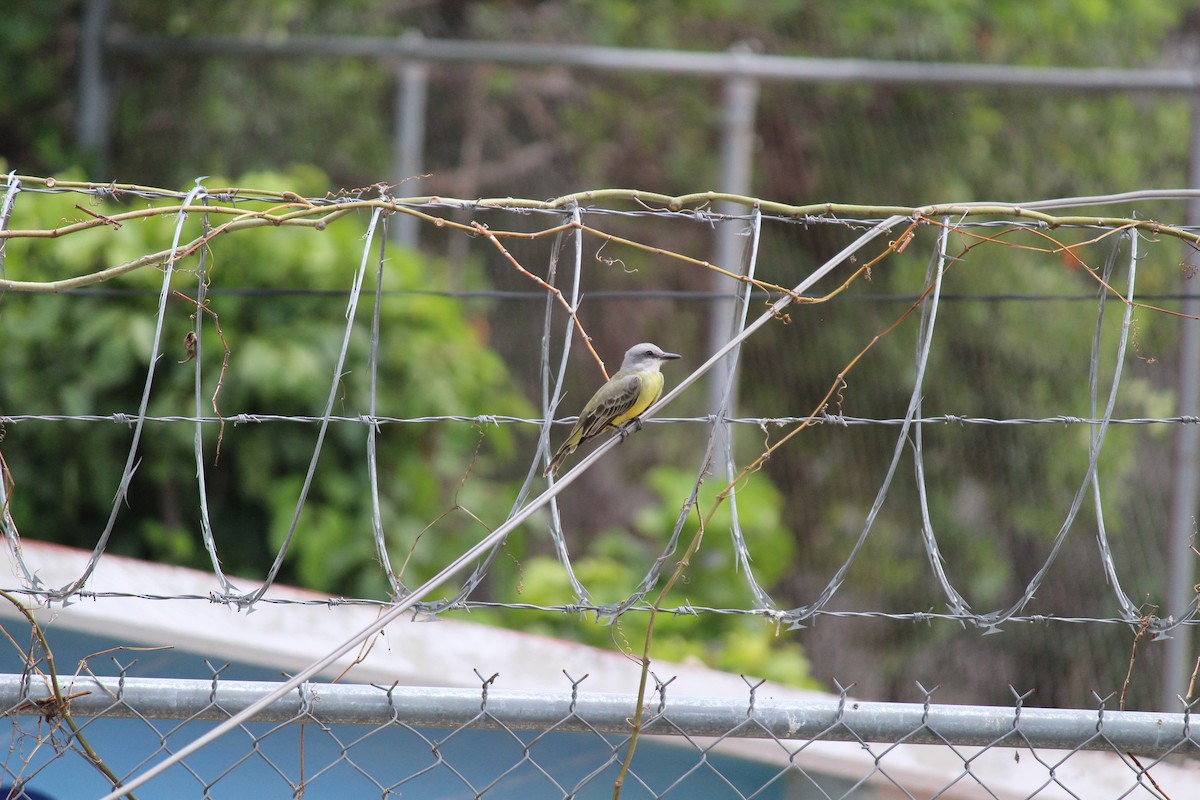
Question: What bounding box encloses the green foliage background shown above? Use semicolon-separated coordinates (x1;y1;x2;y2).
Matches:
2;0;1198;704
0;168;534;598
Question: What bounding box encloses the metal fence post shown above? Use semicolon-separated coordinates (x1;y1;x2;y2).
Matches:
391;33;430;248
708;44;759;419
76;0;112;173
1162;89;1200;711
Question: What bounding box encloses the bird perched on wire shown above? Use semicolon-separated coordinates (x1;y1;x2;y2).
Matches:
544;342;682;477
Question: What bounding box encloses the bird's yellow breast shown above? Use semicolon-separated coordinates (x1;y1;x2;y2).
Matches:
610;370;664;428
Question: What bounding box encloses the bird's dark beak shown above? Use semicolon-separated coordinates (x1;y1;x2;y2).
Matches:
661;352;682;360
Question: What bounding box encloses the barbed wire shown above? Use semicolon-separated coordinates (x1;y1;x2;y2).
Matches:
5;412;1200;427
4;175;1200;796
30;284;1200;303
0;582;1189;629
0;175;1194;622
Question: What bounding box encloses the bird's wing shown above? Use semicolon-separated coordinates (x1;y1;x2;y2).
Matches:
576;374;643;442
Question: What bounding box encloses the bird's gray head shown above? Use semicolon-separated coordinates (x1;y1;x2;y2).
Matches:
620;342;682;372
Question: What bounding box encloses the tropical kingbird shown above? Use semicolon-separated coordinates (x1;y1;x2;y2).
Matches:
544;342;682;477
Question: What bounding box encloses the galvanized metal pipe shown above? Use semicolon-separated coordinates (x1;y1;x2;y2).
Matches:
107;33;1200;92
5;674;1196;757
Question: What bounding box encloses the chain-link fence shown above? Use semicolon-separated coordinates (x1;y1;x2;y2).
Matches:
4;658;1199;798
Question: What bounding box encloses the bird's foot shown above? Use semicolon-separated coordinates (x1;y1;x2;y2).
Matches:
617;417;644;442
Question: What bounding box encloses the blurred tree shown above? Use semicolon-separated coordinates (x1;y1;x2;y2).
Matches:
0;2;87;175
0;167;533;599
1;0;1194;703
501;464;817;688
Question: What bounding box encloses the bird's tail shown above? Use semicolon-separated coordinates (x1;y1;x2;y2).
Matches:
543;444;574;478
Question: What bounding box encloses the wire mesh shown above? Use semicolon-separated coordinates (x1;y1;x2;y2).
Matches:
2;658;1199;799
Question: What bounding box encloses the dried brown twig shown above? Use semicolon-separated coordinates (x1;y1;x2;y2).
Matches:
0;589;138;798
471;220;611;378
172;291;232;464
